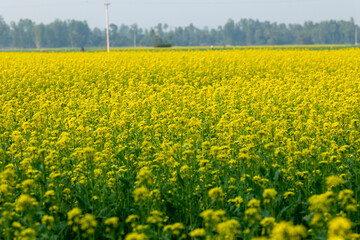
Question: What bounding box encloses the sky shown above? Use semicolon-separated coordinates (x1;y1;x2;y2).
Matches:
0;0;359;29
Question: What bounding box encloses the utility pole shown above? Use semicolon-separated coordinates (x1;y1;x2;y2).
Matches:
356;27;358;46
133;31;136;48
105;0;110;52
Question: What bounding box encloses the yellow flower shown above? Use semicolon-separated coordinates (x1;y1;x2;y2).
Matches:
135;166;153;185
310;213;324;228
49;205;59;214
68;207;82;220
189;228;206;238
338;189;356;211
134;224;150;233
263;188;277;200
42;215;55;230
326;175;344;189
146;210;167;227
328;217;352;240
104;217;119;228
208;187;224;201
163;222;185;235
126;214;140;224
133;186;149;202
15;194;38;212
284;191;295;199
200;209;227;226
228;196;244;208
263;188;277;204
244;208;261;224
247;198;261;209
19;228;37;240
261;217;275;235
0;184;10;195
125;232;149;240
44;190;56;199
11;221;22;229
67;207;82;226
271;221;307;240
79;214;97;234
216;219;241;239
308;191;334;213
56;132;71;149
261;217;275;227
21;179;35;193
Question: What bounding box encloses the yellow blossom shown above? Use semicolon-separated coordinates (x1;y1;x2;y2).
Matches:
328;217;352;240
228;196;244;208
326;175;345;189
135;167;153;185
208;187;224;201
15;194;38;212
216;219;241;239
189;228;206;238
271;221;307;240
42;215;55;230
19;228;37;240
133;186;150;202
125;232;148;240
105;217;119;228
308;191;334;213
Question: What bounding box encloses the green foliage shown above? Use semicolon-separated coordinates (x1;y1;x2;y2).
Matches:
0;16;359;48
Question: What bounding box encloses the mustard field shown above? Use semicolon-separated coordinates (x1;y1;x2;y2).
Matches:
1;49;360;239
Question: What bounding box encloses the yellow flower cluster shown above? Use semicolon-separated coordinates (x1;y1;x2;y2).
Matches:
271;221;307;240
15;194;38;212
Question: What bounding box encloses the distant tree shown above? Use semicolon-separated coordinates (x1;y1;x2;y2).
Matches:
140;29;152;46
149;26;171;47
118;24;132;46
34;23;45;48
224;19;235;45
1;16;360;48
47;20;70;47
89;27;105;47
0;16;10;47
131;24;138;47
10;19;36;48
68;20;90;48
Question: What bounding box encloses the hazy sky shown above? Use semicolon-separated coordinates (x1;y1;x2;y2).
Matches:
1;0;359;29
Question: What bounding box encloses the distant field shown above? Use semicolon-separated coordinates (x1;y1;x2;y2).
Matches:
0;44;358;52
1;49;360;239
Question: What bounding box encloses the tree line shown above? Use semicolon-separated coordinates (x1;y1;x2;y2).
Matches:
0;16;358;48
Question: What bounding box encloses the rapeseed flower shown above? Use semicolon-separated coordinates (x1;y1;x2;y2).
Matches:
308;191;334;213
228;196;244;208
216;219;241;239
263;188;277;204
163;222;185;235
327;217;352;240
326;175;345;189
189;228;206;238
68;207;82;226
133;186;150;203
208;187;224;201
79;214;97;235
271;221;307;240
15;194;38;212
125;232;148;240
19;228;36;240
135;167;153;186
